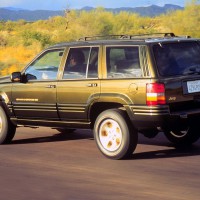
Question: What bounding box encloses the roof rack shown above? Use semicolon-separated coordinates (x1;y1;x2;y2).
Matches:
78;33;176;41
78;35;128;41
122;32;176;39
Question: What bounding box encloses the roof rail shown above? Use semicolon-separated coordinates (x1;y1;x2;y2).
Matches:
78;35;128;41
126;32;176;39
78;33;176;41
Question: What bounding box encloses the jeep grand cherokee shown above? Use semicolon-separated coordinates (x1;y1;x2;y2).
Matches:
0;33;200;159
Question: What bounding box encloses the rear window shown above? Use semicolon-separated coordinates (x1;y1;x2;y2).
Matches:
153;42;200;76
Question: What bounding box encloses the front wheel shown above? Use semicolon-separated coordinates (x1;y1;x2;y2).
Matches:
94;109;138;160
164;126;200;146
0;106;16;144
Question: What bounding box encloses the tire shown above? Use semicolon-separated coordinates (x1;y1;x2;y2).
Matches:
164;126;200;146
0;106;16;144
94;109;138;160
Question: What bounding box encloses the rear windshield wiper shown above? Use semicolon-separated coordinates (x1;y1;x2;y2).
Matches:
183;65;200;75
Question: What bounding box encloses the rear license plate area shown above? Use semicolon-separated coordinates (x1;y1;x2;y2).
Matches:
187;80;200;93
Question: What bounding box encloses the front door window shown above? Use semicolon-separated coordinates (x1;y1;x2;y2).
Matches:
63;47;99;79
25;49;64;80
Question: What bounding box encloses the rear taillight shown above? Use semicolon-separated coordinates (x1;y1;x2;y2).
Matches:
146;83;166;106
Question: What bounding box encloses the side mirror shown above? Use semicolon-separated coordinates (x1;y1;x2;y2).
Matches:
11;72;22;82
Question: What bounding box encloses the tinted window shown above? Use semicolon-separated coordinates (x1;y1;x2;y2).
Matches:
106;46;142;78
153;42;200;76
25;49;64;81
63;47;99;79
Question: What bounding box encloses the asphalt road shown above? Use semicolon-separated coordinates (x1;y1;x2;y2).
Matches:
0;127;200;200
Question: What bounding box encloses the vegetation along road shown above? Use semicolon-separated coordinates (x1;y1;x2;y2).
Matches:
0;1;200;76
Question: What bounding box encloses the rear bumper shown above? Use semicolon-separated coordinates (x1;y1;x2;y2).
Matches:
125;105;200;131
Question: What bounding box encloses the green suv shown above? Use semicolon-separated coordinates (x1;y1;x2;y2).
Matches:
1;33;200;159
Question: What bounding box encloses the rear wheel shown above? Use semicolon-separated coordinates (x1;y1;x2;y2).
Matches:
94;109;138;160
164;126;200;146
0;106;16;144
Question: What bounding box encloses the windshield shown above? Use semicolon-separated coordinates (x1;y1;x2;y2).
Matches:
153;41;200;76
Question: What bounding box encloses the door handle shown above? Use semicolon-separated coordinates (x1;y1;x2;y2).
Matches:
86;83;98;87
45;85;56;88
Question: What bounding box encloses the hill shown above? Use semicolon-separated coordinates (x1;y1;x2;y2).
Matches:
0;4;183;21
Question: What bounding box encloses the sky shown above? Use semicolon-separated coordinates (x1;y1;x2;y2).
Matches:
0;0;187;10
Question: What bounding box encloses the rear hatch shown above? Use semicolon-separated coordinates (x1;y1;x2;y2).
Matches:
152;40;200;114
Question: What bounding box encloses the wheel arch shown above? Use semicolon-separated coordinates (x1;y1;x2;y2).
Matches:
88;93;133;129
0;92;14;120
89;102;126;129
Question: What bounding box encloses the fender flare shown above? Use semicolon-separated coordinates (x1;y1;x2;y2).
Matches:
0;92;12;117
